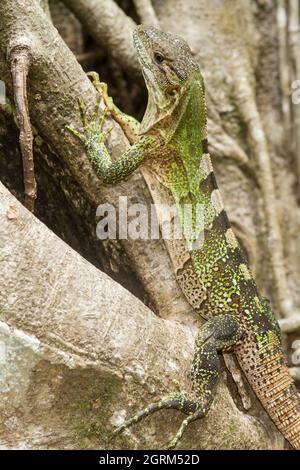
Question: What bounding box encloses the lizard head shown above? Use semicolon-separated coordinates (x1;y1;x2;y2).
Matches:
133;25;201;133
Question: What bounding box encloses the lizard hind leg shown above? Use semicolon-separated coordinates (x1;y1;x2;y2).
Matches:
113;391;203;448
113;314;243;449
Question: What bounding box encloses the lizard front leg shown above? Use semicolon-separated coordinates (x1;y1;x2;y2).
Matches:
113;314;243;449
66;98;156;184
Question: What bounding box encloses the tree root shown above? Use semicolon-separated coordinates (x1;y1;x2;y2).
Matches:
133;0;160;28
232;57;294;319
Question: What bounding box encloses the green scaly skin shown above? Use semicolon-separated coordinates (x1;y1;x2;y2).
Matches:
68;26;300;450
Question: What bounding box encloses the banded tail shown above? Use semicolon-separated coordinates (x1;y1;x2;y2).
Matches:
235;331;300;449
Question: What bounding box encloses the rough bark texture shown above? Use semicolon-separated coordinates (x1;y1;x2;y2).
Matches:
0;0;299;450
0;0;187;320
0;182;283;450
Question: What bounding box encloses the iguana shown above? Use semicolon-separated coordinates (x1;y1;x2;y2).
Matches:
67;26;300;450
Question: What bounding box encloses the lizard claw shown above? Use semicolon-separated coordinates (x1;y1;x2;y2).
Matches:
87;71;114;114
78;97;88;128
167;440;177;450
87;71;100;83
87;71;108;98
92;95;103;124
65;124;85;142
66;97;110;148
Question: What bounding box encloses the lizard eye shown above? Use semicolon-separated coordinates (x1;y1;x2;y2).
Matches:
154;51;165;64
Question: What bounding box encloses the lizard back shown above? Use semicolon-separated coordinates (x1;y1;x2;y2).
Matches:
141;81;300;449
134;25;300;449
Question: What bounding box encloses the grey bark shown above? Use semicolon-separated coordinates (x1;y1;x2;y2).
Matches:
0;0;299;450
0;182;283;449
63;0;140;77
0;0;188;320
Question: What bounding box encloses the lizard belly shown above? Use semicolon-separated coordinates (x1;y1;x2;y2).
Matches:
141;149;248;319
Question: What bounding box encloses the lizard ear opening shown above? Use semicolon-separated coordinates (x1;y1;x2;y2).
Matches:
167;85;180;95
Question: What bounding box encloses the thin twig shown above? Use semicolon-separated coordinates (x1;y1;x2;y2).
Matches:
223;353;252;411
10;46;36;212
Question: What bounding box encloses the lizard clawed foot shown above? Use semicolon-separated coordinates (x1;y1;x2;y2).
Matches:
87;71;115;114
87;70;140;143
112;316;243;448
167;410;205;450
112;392;205;449
66;96;111;148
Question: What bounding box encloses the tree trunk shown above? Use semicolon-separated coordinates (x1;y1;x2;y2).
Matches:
0;182;283;449
0;0;299;449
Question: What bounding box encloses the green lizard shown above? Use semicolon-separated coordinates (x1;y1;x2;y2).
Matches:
67;26;300;450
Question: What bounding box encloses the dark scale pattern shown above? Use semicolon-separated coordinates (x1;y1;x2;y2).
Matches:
235;330;300;448
176;259;208;313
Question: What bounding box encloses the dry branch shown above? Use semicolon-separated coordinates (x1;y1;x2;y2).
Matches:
277;0;291;135
0;0;294;450
10;46;36;212
288;0;300;197
232;58;294;319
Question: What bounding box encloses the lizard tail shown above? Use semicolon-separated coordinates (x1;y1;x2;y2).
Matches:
235;334;300;449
